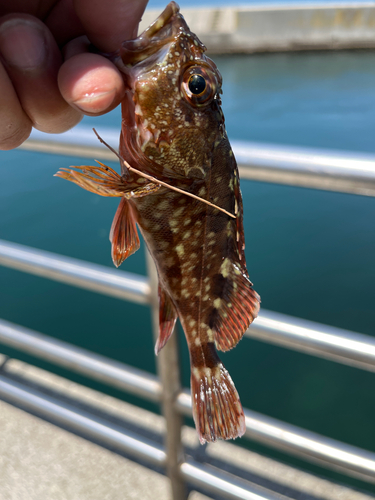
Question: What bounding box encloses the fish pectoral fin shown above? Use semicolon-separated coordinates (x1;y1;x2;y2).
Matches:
155;285;178;355
55;162;132;198
211;261;261;352
110;198;140;267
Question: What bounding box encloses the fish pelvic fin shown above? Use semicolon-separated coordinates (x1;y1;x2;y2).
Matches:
190;343;245;444
110;198;140;267
212;260;261;352
55;162;131;197
155;284;178;355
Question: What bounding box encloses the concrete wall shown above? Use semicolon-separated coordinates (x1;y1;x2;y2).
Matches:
139;2;375;53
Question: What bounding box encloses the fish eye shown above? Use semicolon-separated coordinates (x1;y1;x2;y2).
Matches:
182;66;217;107
188;74;206;95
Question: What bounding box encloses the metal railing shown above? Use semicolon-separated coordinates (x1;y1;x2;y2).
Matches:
2;239;375;374
0;374;284;500
20;127;375;197
2;132;375;498
1;239;375;497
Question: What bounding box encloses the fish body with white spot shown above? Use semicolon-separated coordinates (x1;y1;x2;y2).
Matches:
56;2;260;444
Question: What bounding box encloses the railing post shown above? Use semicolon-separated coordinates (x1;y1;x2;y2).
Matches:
146;251;187;500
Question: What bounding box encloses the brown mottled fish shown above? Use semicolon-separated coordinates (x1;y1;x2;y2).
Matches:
56;2;260;444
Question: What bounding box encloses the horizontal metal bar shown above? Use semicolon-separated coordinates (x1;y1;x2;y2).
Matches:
180;460;283;500
0;239;150;305
234;140;375;181
246;310;375;373
2;239;375;373
244;409;375;484
176;390;375;483
0;375;166;466
0;319;161;402
19;127;121;161
20;127;375;196
235;141;375;196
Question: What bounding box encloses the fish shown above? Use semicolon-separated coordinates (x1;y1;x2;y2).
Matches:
55;1;260;444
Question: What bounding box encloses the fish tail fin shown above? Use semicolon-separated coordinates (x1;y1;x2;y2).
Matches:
190;345;245;444
55;162;128;197
110;198;140;267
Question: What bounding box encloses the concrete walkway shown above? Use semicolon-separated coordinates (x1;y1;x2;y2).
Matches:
1;400;176;500
140;3;375;53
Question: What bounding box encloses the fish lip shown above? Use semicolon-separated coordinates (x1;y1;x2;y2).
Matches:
120;1;181;66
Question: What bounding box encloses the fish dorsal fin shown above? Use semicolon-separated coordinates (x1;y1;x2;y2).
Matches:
110;198;140;267
210;259;261;352
155;284;178;355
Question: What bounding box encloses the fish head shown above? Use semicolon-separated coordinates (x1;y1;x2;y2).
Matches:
115;2;225;179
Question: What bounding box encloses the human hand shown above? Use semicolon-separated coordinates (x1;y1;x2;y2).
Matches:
0;0;148;150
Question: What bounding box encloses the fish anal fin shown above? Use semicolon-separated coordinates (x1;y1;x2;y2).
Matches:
211;260;260;352
110;198;140;267
191;358;245;444
155;285;178;355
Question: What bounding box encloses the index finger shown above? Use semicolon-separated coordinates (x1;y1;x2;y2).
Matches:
73;0;149;52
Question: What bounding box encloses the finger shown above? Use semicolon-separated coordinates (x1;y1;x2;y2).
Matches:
0;0;54;18
74;0;149;52
0;14;82;134
44;0;84;47
0;60;32;150
62;35;90;60
0;1;85;48
58;52;124;116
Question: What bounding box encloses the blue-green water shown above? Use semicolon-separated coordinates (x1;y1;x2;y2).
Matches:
1;51;375;491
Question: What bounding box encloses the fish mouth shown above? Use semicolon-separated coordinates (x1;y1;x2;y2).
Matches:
120;1;181;66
